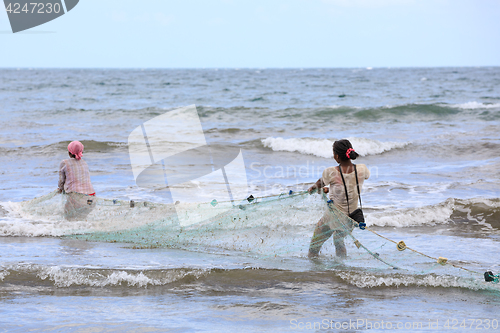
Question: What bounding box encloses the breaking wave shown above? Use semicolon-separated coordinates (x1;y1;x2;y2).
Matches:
261;137;410;158
0;140;127;155
368;197;500;229
0;265;497;291
445;101;500;110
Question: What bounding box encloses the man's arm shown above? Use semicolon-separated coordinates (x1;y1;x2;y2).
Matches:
58;162;66;193
308;178;325;194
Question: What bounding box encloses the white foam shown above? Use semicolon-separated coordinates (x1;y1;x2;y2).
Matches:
0;270;10;281
35;266;209;288
368;201;454;227
0;201;93;237
447;101;500;110
261;137;409;158
261;138;334;158
368;197;500;228
336;271;497;291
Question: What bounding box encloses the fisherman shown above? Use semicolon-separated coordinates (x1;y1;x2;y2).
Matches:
57;141;95;219
307;139;370;258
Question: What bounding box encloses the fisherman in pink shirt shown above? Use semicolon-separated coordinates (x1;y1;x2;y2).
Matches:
57;141;95;219
58;141;95;196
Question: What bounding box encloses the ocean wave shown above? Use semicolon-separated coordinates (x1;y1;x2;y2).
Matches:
351;103;471;120
336;271;498;291
261;137;409;158
0;140;128;154
0;264;210;288
0;201;94;237
446;101;500;110
368;197;500;228
1;265;496;291
197;104;473;122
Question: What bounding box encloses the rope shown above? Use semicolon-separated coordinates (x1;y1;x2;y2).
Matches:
364;227;481;275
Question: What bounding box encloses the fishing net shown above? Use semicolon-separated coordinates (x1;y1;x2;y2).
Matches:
15;190;495;284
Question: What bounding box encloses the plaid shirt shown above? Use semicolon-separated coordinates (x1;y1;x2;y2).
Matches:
58;158;95;195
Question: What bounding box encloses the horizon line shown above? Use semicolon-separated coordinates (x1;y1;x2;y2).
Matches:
1;65;499;70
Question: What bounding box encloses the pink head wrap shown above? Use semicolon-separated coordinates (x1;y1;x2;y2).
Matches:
346;148;355;159
68;141;84;160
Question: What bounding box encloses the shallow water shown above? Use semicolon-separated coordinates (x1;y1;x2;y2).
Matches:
0;68;499;332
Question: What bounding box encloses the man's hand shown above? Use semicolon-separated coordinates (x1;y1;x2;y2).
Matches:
309;179;324;194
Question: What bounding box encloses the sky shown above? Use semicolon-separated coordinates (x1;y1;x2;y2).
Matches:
0;0;499;68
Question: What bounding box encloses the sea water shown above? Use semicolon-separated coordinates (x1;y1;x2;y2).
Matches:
0;68;499;332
